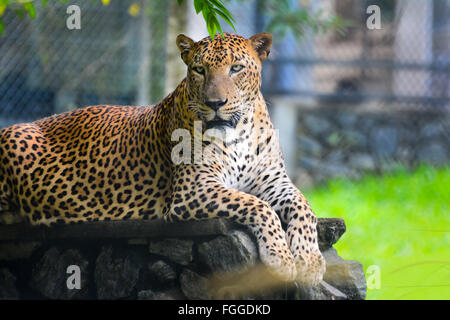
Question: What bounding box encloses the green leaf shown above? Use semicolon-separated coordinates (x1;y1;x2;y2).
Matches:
0;4;6;17
42;0;49;6
0;19;3;35
206;13;217;40
214;16;225;39
14;7;25;18
177;0;183;5
201;3;209;22
193;0;203;14
209;0;234;21
213;8;235;31
23;2;35;19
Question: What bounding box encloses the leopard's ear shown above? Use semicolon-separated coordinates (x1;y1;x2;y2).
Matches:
176;34;195;65
249;32;272;62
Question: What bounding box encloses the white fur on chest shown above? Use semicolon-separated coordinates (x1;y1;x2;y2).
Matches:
203;124;280;192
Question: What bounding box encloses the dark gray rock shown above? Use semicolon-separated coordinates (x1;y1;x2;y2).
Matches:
396;145;414;164
179;269;210;300
317;218;346;250
298;156;320;171
322;248;366;300
320;162;355;179
298;136;323;157
0;215;366;301
0;219;231;242
370;126;398;158
0;268;19;299
0;241;41;261
138;288;183;300
325;150;345;163
379;159;403;172
128;238;148;245
154;291;179;300
299;158;356;180
420;122;446;138
322;247;345;264
417;142;449;166
30;247;89;300
137;289;156;300
303;114;333;136
148;238;193;265
341;130;367;148
198;230;258;274
320;281;348;300
325;132;341;147
348;153;376;171
400;127;417;144
95;246;140;299
299;281;348;300
149;260;177;285
357;117;375;132
335;113;358;128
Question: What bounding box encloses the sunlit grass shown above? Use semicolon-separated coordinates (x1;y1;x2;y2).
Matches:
303;165;450;300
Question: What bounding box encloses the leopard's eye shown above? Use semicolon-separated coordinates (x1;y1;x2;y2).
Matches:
192;66;205;75
230;65;244;74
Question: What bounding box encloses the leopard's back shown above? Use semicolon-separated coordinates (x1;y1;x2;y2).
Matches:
0;104;172;225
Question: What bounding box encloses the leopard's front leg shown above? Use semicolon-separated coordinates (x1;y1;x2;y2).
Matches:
256;176;326;287
166;164;296;282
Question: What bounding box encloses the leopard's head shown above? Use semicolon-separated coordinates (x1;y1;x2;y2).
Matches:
176;32;272;131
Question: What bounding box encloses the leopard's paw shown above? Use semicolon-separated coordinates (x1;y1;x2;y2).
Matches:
258;241;297;282
286;223;325;287
293;248;325;287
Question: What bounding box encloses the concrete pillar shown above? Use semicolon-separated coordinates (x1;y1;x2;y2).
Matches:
218;0;256;37
164;0;206;96
270;0;318;177
393;0;433;97
270;98;299;177
164;0;188;96
186;1;208;41
431;0;450;104
270;98;316;178
136;12;151;105
276;0;316;93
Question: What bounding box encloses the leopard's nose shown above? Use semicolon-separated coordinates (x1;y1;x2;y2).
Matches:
205;99;228;111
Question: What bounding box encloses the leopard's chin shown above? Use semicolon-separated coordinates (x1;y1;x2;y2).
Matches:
205;119;233;130
204;124;239;144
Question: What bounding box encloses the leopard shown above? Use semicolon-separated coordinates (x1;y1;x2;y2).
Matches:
0;32;325;286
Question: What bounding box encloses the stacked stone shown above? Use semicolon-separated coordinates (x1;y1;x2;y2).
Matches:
295;107;449;187
0;218;366;300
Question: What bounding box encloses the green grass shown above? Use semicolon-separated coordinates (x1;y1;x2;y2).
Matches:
302;165;450;300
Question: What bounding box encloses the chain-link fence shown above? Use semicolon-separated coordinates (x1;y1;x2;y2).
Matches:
220;0;450;184
257;0;450;110
2;1;449;119
0;0;168;127
0;0;449;183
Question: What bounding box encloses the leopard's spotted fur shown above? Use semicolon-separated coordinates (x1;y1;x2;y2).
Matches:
0;33;325;285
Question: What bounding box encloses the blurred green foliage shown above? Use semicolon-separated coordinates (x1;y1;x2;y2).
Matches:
257;0;350;39
179;0;236;40
303;165;450;300
0;0;235;38
0;0;348;39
